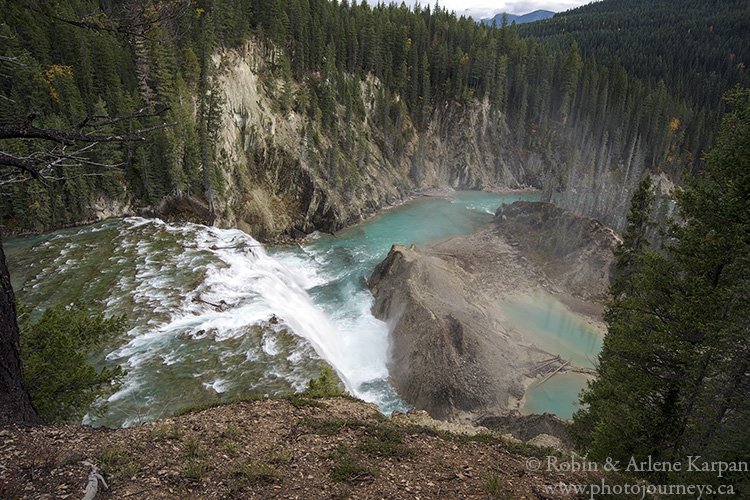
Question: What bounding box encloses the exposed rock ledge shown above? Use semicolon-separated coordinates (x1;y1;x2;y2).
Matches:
368;201;617;422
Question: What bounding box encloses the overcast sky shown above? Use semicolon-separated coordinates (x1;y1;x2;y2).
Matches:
366;0;595;19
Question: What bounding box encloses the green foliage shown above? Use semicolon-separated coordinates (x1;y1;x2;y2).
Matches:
2;0;744;234
610;175;656;297
300;365;346;398
170;393;265;418
266;443;291;465
300;416;348;435
358;426;411;458
98;444;140;479
182;435;211;483
151;423;182;442
573;88;750;494
171;400;224;418
182;458;210;483
19;302;126;424
519;0;749;120
283;394;329;409
233;460;279;486
184;435;203;458
300;415;409;458
484;470;511;499
328;444;374;483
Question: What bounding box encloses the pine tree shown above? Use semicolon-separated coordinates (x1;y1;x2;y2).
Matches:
19;303;126;424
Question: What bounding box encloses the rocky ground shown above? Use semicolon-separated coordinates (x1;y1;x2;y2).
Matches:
0;396;608;500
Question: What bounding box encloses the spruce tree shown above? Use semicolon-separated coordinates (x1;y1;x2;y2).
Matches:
610;175;656;297
19;303;126;424
572;88;750;493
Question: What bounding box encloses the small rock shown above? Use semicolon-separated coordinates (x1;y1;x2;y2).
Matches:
527;433;565;451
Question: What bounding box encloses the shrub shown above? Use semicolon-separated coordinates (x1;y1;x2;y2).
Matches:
300;365;346;398
19;302;126;424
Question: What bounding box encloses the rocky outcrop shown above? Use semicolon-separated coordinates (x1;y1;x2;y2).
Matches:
153;191;217;226
89;196;133;223
396;408;573;452
369;243;552;420
480;413;574;450
492;201;618;301
368;201;617;421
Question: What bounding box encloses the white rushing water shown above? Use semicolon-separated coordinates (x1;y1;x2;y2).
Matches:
95;218;400;426
9;217;398;426
7;191;546;426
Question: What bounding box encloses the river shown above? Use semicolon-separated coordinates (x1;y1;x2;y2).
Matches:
6;191;601;426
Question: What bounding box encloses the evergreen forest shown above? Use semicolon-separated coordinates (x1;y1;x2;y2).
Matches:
1;0;746;233
573;87;750;496
519;0;750;130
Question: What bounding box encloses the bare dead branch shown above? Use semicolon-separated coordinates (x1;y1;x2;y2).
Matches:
77;105;170;129
0;138;127;185
49;0;192;41
45;171;122;181
52;14;158;40
0;69;175;186
131;122;176;136
0;153;46;184
0;112;174;144
0;54;27;67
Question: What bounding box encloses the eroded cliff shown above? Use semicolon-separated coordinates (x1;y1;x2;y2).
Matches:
369;243;551;420
205;41;548;241
368;201;617;420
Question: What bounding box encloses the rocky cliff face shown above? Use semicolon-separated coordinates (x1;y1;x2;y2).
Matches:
206;42;549;241
6;36;641;242
368;201;617;421
492;201;619;302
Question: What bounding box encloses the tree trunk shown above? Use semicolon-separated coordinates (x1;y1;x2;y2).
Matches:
0;234;42;427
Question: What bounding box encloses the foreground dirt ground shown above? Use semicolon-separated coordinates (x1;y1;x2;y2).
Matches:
0;397;598;499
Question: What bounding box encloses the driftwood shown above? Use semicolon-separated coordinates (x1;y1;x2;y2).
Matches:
526;356;563;377
191;296;227;311
535;359;571;387
80;461;108;500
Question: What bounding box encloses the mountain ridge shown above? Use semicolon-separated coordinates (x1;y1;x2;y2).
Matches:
479;9;555;25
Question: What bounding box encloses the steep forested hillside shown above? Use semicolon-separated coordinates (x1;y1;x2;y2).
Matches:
520;0;750;144
572;87;750;498
0;0;744;236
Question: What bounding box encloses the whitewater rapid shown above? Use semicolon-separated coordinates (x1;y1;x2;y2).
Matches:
7;191;544;426
8;217;402;426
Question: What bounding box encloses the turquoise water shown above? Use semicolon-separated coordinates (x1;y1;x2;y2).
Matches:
499;292;603;369
499;291;603;419
522;371;592;419
270;191;542;410
5;190;599;425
